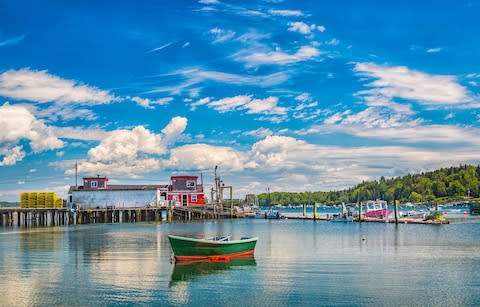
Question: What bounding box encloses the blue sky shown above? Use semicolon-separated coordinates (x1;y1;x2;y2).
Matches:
1;0;480;201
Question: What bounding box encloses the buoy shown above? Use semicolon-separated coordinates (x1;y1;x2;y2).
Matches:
361;237;366;241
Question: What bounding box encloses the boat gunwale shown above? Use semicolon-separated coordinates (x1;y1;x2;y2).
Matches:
168;234;258;245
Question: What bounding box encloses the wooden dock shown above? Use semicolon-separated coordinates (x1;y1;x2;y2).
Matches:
173;205;238;220
0;208;70;227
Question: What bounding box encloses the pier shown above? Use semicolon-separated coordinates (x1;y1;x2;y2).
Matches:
0;204;241;227
0;208;70;227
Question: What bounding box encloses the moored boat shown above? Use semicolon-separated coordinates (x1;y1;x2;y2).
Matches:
363;199;391;218
168;235;258;261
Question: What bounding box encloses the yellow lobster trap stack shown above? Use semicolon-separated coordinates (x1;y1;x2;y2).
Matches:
19;192;63;208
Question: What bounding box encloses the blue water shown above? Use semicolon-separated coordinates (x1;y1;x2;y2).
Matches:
1;219;479;306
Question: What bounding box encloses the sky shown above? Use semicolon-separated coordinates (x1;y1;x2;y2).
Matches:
1;0;480;201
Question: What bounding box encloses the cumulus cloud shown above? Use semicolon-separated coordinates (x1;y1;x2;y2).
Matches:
0;68;116;105
0;104;63;166
235;46;320;67
72;117;187;175
0;146;25;166
164;144;248;171
162;116;188;145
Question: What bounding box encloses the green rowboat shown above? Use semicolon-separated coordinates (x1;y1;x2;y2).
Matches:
168;235;258;261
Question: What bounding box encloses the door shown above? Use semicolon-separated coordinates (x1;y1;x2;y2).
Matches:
182;194;188;206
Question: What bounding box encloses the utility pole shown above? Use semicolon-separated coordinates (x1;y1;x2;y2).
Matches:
75;162;78;188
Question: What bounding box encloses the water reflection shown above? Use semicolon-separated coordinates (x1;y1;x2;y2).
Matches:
169;256;257;286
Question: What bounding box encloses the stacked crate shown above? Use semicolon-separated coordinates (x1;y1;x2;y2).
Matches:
19;192;60;208
37;192;46;208
54;198;64;208
28;192;38;208
45;192;57;208
20;192;29;208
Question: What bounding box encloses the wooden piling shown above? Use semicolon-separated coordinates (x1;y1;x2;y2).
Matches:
358;203;362;223
394;200;399;224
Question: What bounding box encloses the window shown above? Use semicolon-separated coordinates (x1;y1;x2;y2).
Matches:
186;180;196;188
90;181;98;188
191;195;197;202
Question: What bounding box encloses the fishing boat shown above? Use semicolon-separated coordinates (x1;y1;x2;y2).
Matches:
168;235;258;261
363;199;391;218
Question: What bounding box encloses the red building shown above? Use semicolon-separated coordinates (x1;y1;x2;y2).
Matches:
83;176;109;189
167;175;205;206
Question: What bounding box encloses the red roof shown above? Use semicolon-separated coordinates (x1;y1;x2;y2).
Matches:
171;176;198;179
83;177;108;180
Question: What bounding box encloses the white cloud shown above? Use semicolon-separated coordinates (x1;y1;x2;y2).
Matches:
0;146;25;166
131;96;173;109
295;93;311;102
175;68;288;87
208;95;252;113
325;38;339;46
0;68;116;105
164;144;248;171
243;127;274;138
161;116;188;145
268;9;303;16
199;0;218;4
426;47;442;53
29;168;37;173
209;28;236;43
354;62;470;106
0;104;63;166
53;126;108;141
245;96;288;115
0;35;25;47
146;41;175;53
191;97;211;110
87;126;166;164
288;22;325;34
36;104;98;121
197;95;287;117
71;117;187;176
235;46;320;67
323;110;351;125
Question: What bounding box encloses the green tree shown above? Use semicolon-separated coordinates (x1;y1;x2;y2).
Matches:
409;191;423;203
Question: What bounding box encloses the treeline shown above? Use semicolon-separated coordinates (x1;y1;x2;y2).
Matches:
256;165;480;206
0;202;18;208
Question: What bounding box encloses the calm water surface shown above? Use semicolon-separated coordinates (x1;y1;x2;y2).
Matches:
1;219;479;306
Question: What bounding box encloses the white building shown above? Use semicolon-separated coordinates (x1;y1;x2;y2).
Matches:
68;176;169;209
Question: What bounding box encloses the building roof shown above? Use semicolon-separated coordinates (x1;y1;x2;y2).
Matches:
171;175;198;179
68;184;169;194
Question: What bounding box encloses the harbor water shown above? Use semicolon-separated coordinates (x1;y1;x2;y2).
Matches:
1;218;479;306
